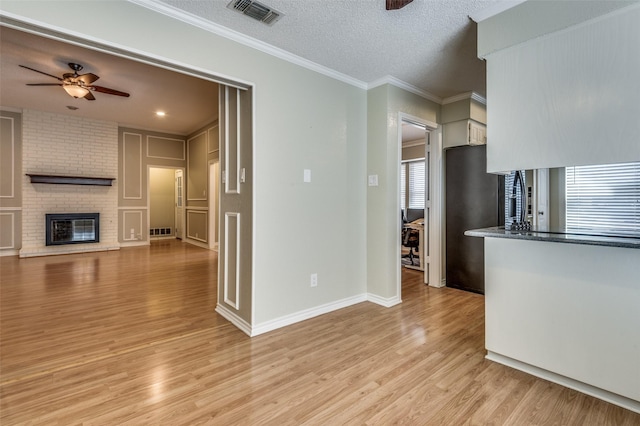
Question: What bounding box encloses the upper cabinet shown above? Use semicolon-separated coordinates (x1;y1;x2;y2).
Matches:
477;2;640;173
444;119;486;149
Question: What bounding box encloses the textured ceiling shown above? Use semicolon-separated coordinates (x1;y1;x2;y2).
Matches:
156;0;507;99
1;0;510;135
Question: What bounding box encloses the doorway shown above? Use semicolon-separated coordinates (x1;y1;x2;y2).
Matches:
149;166;184;240
397;114;440;299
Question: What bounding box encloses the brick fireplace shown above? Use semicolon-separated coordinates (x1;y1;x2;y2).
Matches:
19;110;120;257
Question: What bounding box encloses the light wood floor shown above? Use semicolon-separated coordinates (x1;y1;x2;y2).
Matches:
1;240;638;425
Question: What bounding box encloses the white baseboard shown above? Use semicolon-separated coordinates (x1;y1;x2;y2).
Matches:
486;351;640;414
250;293;368;336
215;304;252;336
184;238;209;249
0;249;19;257
367;292;402;307
120;241;149;248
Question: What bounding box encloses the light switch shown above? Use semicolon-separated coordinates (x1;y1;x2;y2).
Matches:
368;174;378;186
304;169;311;183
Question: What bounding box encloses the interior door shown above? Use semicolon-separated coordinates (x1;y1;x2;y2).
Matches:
217;86;253;325
175;169;183;239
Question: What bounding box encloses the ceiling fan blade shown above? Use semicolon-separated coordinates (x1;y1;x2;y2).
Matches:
386;0;413;10
19;65;64;81
78;73;99;85
90;86;130;97
26;83;63;86
84;91;96;101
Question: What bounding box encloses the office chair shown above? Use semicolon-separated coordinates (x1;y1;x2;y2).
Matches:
402;225;420;266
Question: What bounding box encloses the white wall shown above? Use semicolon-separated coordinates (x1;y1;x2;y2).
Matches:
479;3;640;172
20;109;118;257
0;1;368;326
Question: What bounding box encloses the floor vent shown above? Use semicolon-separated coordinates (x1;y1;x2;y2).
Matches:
227;0;283;25
150;228;173;236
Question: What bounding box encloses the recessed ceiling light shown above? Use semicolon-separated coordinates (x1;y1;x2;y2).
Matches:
156;111;166;117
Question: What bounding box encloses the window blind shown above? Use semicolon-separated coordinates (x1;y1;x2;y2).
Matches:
400;164;406;211
408;161;426;209
565;162;640;237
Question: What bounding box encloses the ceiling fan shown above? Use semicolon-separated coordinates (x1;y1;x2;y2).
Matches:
386;0;413;10
19;62;130;101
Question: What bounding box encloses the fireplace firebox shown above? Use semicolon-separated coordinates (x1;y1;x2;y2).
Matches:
45;213;100;246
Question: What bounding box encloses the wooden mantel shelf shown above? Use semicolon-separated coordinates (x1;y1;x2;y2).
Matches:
26;174;115;186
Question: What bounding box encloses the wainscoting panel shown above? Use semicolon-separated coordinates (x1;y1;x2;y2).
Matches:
223;212;240;310
224;87;241;195
0;116;15;199
208;125;219;153
123;132;142;200
0;211;15;249
186;209;207;243
147;136;185;160
122;210;143;242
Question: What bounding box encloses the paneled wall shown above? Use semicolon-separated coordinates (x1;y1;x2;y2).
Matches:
185;121;219;247
118;123;218;247
0;110;22;255
118;128;186;245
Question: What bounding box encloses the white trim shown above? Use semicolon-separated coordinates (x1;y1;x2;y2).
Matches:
223;212;240;309
207;124;219;154
468;0;527;23
0;207;22;211
122;210;143;242
146;135;186;160
442;91;487;106
128;0;368;90
118;206;148;210
428;126;444;288
0;212;15;249
397;113;441;297
0;12;254;91
186;209;208;242
0;250;19;257
224;87;241;195
366;293;401;308
215;303;252;336
187;131;208;201
119;240;149;248
122;132;143;200
0;116;15;198
183;205;208;211
486;351;640;414
368;76;442;104
250;293;368;336
184;238;209;249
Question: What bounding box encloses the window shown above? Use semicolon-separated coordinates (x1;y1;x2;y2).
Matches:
401;159;425;212
565;162;640;237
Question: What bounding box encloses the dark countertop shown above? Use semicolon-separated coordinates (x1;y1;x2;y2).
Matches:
465;227;640;250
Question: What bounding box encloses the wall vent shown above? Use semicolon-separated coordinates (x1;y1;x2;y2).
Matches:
227;0;283;25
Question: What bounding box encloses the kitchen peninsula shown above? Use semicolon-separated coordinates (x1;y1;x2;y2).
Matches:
467;228;640;412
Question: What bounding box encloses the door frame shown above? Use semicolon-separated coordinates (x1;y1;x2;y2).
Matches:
147;165;185;241
396;113;442;299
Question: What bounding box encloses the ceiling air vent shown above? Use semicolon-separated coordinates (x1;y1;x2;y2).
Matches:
227;0;283;26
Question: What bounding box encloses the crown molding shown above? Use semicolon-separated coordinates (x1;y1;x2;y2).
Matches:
442;91;487;106
368;76;443;104
128;0;368;90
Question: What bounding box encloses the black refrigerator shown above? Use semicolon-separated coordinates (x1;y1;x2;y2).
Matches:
445;145;504;294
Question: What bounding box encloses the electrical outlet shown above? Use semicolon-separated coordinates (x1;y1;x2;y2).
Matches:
310;273;318;287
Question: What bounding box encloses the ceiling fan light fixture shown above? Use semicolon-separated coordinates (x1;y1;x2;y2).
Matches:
63;84;89;98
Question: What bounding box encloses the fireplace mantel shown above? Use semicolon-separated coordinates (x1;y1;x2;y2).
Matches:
26;174;115;186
